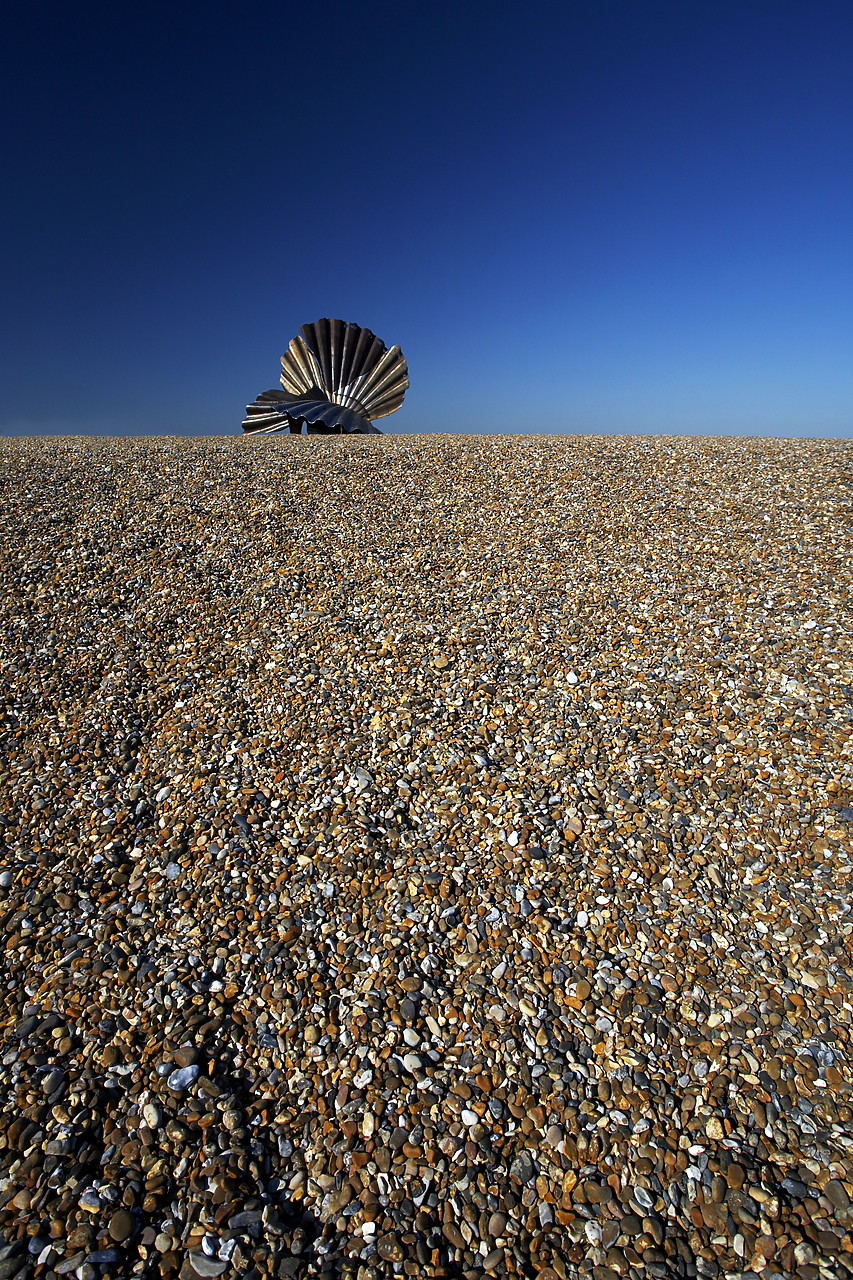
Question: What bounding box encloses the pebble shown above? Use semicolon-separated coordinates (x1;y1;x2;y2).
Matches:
488;1210;508;1237
142;1101;161;1128
826;1179;851;1210
108;1208;134;1241
85;1249;120;1266
0;435;852;1279
188;1254;228;1277
510;1150;538;1184
167;1064;200;1090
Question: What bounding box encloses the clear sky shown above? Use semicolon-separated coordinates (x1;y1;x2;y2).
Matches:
2;0;851;437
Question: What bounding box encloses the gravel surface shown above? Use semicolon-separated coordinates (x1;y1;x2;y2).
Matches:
1;433;852;1280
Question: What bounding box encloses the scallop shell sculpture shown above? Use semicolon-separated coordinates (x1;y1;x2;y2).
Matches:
242;318;408;435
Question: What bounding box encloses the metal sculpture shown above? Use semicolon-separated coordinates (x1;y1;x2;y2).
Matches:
242;319;408;436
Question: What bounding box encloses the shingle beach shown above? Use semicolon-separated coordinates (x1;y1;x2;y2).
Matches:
1;434;852;1280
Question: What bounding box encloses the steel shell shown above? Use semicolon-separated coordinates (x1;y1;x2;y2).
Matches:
242;318;408;436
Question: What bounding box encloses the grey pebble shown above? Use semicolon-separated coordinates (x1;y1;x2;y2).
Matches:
510;1150;537;1185
166;1064;200;1090
188;1254;228;1278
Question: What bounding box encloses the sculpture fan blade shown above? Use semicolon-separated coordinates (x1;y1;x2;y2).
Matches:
242;393;381;436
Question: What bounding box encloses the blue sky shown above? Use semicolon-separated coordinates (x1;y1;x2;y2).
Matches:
2;0;851;437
